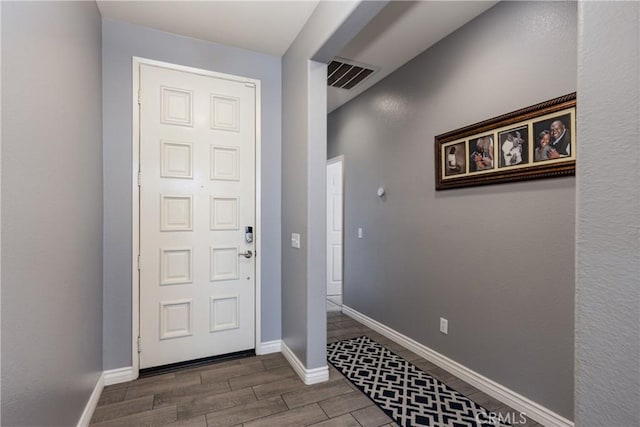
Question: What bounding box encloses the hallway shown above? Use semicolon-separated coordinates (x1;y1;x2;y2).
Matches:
91;312;539;426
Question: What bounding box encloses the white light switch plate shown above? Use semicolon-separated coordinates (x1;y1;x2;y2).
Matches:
358;228;363;239
440;317;448;334
291;233;301;249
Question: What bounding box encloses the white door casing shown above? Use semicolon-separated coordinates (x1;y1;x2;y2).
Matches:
326;157;343;297
137;61;257;369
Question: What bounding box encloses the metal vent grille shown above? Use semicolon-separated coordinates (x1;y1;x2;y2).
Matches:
327;59;375;90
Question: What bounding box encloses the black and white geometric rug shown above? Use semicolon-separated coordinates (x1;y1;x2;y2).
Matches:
327;336;510;427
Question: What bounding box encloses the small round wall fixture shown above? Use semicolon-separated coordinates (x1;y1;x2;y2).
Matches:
377;187;385;197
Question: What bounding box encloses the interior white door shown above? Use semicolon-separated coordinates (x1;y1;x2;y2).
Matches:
139;63;256;369
326;158;343;297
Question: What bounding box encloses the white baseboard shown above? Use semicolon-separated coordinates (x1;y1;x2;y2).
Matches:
341;305;574;427
77;372;104;427
257;340;282;355
281;341;329;385
104;366;135;386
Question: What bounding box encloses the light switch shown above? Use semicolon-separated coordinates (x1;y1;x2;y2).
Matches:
440;318;448;335
291;233;301;249
358;228;363;239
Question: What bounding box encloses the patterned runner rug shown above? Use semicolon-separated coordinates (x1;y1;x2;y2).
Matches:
327;336;510;427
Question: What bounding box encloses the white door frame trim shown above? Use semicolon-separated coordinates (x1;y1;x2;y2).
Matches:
131;57;262;377
326;155;344;302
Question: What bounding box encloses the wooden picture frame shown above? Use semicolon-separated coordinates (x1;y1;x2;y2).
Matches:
435;93;576;190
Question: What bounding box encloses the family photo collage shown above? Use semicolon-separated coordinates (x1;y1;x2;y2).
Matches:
435;94;576;190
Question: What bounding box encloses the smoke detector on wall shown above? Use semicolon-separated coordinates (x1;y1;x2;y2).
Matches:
327;58;378;90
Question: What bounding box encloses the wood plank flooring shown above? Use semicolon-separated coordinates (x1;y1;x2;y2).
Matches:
92;311;541;426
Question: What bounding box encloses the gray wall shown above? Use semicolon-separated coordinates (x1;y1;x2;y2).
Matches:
1;1;103;425
575;2;640;425
328;1;576;419
281;0;386;368
102;19;282;370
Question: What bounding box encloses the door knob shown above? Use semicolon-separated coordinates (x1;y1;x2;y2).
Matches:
238;250;253;259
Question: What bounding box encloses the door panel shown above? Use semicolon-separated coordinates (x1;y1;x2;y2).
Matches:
326;159;343;297
139;64;255;369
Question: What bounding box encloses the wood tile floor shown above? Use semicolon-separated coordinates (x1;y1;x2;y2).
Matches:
92;311;541;426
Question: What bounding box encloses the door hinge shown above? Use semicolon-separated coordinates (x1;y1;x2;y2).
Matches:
137;172;142;187
137;255;141;270
137;337;142;353
138;90;142;105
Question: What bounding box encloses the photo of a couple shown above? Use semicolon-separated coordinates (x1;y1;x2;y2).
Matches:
533;113;572;162
469;135;494;173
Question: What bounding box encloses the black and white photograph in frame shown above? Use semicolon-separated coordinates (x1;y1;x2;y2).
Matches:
498;125;528;168
443;141;466;177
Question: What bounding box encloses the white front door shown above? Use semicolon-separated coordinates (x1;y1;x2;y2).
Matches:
138;63;256;369
326;158;343;297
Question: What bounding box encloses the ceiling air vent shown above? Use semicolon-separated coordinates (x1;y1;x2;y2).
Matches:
327;58;376;90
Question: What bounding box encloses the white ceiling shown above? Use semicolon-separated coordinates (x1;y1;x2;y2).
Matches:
97;1;496;111
328;1;497;112
97;0;319;57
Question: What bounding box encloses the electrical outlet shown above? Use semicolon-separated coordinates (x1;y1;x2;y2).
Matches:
291;233;301;249
440;317;448;335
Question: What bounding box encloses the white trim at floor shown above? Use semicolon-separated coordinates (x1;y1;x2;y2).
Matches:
257;340;282;355
341;305;574;427
77;367;136;425
104;367;136;386
77;372;104;427
281;341;329;385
